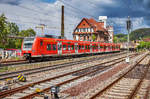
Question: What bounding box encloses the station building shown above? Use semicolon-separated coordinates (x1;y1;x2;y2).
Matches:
73;16;114;43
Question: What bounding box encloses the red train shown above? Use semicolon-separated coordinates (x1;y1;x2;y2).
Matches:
21;36;120;62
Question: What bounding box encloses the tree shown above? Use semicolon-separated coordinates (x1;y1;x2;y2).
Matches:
0;14;9;48
0;14;36;49
92;34;96;41
19;28;36;37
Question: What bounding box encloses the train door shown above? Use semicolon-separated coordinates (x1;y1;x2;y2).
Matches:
75;43;78;54
98;44;100;52
58;42;62;55
40;40;44;56
90;43;92;53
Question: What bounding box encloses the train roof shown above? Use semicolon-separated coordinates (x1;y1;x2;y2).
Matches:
25;36;120;46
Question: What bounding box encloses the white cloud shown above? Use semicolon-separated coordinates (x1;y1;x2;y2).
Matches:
0;0;149;39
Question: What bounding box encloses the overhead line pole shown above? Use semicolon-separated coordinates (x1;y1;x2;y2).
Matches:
126;16;131;63
61;5;65;38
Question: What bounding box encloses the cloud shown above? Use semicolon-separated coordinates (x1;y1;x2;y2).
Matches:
0;0;150;39
0;0;21;5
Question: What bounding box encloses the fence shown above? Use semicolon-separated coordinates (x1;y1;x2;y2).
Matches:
0;50;22;59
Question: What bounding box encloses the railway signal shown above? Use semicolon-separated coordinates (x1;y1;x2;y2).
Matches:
126;16;131;63
50;86;60;99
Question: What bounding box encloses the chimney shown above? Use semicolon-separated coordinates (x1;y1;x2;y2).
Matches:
61;5;64;38
99;16;107;28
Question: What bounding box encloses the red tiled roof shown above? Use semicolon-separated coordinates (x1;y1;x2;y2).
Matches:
84;18;108;35
143;38;150;42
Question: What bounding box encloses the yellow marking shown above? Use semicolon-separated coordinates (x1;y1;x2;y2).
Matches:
6;78;13;81
136;95;140;98
35;88;41;93
18;75;22;79
19;76;24;81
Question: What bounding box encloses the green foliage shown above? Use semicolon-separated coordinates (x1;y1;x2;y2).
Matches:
113;33;127;43
130;28;150;41
0;14;36;49
20;28;36;37
137;41;150;50
92;34;96;41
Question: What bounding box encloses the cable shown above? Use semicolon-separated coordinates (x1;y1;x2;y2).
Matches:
58;0;98;19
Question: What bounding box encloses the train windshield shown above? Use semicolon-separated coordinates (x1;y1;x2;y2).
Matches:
24;43;33;48
23;37;35;50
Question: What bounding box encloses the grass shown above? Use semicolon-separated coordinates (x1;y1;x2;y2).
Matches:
0;66;8;72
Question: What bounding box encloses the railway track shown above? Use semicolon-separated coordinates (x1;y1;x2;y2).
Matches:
0;53;138;99
0;52;127;67
0;52;129;80
1;59;28;67
89;52;150;99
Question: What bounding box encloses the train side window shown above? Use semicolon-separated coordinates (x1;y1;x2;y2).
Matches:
79;45;81;50
82;45;84;49
47;44;51;51
53;44;56;51
63;45;66;50
85;45;88;49
40;40;43;46
88;45;90;49
68;45;71;50
72;45;74;50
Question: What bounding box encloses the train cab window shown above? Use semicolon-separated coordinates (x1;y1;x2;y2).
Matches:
40;40;43;46
63;45;66;50
47;44;51;51
53;44;56;51
71;45;74;50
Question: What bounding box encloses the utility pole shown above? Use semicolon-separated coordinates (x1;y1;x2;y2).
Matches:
35;24;46;34
126;16;131;63
61;5;64;38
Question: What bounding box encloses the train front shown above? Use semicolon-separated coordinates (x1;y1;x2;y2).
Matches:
21;37;35;60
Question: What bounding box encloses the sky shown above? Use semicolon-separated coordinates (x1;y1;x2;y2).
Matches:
0;0;150;39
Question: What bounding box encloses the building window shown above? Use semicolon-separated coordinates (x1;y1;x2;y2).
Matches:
84;36;86;41
88;28;90;32
79;29;81;32
81;28;83;32
83;28;86;32
90;28;92;32
92;28;94;32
